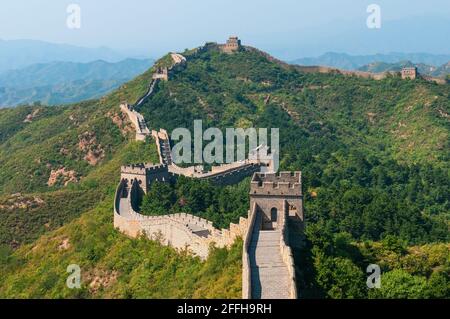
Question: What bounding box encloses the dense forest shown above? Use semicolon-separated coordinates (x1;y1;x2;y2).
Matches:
0;45;448;298
141;176;250;229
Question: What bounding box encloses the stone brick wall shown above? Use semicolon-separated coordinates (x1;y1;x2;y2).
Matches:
114;179;248;259
401;67;418;80
279;201;298;299
242;203;257;299
218;36;242;54
250;171;304;225
120;103;151;141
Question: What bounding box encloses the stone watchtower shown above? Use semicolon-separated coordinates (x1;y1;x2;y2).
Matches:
249;171;303;230
222;36;241;53
401;67;418;80
152;67;169;81
120;163;171;194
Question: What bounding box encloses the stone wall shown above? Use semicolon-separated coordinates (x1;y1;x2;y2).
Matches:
279;201;298;299
120;103;151;141
422;75;447;84
241;198;298;299
134;78;159;109
201;163;262;186
242;203;257;299
401;67;418;80
114;180;248;259
250;171;304;224
220;36;242;54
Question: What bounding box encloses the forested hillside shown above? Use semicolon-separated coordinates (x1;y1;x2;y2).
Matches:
0;45;448;298
0;62;159;248
0;59;154;107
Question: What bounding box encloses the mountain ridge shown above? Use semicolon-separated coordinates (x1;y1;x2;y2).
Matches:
358;60;450;78
0;58;154;107
0;39;132;72
291;52;450;71
0;42;448;299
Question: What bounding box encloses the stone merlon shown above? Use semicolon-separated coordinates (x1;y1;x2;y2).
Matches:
250;171;302;196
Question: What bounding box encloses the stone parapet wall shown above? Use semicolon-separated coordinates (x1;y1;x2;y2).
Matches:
201;163;262;186
114;180;248;259
115;208;248;259
120;103;151;141
121;163;148;175
279;201;298;299
250;171;302;196
422;75;447;84
242;203;257;299
151;130;165;164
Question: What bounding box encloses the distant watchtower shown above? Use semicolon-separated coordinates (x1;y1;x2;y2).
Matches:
152;67;169;81
401;67;418;80
250;172;303;230
222;36;241;53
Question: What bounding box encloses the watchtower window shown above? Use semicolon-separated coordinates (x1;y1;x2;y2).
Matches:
270;208;278;222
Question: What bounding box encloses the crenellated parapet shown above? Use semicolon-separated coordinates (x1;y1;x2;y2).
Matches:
219;36;242;54
113;177;249;259
120;103;151;141
250;171;302;196
250;171;303;230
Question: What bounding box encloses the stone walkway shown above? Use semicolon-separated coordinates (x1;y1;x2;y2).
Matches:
135;79;158;108
248;212;290;299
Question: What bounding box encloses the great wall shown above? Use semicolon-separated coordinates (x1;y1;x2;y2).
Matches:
113;39;304;299
113;36;447;299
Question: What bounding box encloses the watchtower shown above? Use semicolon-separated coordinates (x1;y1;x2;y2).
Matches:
222;36;241;53
250;171;303;230
120;163;171;194
152;67;169;81
401;67;418;80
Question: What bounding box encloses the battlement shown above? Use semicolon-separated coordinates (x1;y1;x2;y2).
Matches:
220;36;242;53
121;163;147;175
121;163;167;175
152;67;169;81
250;171;302;196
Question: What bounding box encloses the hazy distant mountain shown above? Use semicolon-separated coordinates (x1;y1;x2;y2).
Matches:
358;60;435;74
0;39;128;72
0;58;153;107
272;15;450;60
358;60;450;78
0;59;153;89
432;62;450;78
291;52;450;71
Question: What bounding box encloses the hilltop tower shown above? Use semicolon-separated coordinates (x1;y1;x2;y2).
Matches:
249;171;303;230
222;36;241;53
401;67;418;80
152;67;169;81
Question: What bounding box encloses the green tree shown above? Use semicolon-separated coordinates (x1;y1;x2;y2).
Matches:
314;250;367;299
369;269;428;299
423;271;449;299
141;181;175;216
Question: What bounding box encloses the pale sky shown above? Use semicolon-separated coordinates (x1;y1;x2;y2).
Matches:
1;0;449;59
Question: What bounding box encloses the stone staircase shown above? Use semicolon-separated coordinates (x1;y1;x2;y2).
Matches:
134;79;158;108
160;138;173;165
248;212;290;299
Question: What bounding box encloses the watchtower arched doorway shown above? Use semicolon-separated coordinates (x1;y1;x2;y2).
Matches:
270;208;278;222
261;207;278;230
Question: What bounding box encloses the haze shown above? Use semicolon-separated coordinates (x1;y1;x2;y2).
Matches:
1;0;450;59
